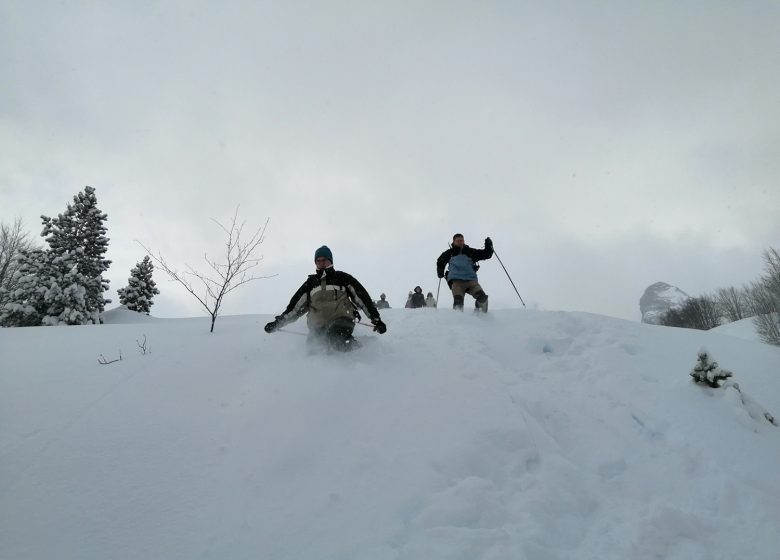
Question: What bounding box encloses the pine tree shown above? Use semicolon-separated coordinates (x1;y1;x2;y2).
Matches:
118;255;160;314
690;349;732;388
40;186;111;322
0;248;90;326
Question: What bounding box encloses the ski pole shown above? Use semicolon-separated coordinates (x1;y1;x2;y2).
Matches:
493;248;526;307
435;241;450;309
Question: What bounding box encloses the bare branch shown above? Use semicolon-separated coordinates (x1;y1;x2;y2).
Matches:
98;350;122;365
136;334;150;355
0;217;36;303
136;212;275;332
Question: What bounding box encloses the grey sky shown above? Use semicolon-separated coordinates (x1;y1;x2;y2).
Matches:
2;1;778;321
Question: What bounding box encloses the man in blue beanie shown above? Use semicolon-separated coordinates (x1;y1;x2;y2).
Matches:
264;245;387;350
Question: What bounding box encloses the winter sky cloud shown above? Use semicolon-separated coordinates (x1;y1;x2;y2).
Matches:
1;1;778;320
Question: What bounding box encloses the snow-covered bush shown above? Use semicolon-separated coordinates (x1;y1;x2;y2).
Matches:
118;255;159;314
689;348;777;426
690;349;732;388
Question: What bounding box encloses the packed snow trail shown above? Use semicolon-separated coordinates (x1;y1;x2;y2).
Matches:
1;309;779;559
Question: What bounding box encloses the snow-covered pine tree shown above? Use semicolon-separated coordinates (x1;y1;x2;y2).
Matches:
690;349;733;388
0;248;90;326
40;186;111;323
118;255;160;314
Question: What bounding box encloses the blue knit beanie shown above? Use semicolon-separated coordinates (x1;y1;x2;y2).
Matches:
314;245;333;263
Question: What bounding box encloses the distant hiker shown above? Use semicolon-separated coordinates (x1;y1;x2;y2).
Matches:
425;292;437;308
376;293;391;309
405;291;413;308
410;286;426;308
264;245;387;350
436;233;493;312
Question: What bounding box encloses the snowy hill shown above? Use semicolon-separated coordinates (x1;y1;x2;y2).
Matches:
2;309;779;560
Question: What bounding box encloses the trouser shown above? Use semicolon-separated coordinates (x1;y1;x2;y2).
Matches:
450;280;488;311
307;317;357;351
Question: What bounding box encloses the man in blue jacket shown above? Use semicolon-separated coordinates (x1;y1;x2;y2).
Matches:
436;233;493;312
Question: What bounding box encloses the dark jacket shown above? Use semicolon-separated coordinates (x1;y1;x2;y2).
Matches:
436;244;493;282
410;291;426;308
276;266;381;329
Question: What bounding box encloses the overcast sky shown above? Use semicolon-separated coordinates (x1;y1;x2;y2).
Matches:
1;1;778;321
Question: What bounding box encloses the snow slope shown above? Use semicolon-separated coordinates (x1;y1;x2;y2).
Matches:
711;317;763;343
2;309;779;560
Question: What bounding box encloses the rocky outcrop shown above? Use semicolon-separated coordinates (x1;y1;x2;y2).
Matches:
640;282;689;324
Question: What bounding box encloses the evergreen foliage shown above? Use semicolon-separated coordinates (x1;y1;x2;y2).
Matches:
118;255;160;314
40;186;111;322
1;186;110;327
690;349;732;388
0;249;89;326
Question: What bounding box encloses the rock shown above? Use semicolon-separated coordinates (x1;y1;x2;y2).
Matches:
640;282;689;324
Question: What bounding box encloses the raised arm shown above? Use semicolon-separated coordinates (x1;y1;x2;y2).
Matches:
466;238;493;262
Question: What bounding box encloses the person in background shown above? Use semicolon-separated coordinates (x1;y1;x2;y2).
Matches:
410;286;426;308
376;293;391;309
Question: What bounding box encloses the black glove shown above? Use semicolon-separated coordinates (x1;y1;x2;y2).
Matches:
372;318;387;334
437;272;444;279
485;237;493;250
265;315;284;333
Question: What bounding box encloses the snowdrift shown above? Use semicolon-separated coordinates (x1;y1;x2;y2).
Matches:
1;309;779;560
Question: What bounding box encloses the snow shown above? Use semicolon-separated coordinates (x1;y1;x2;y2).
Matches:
657;285;688;305
1;309;779;559
101;305;161;324
712;317;762;343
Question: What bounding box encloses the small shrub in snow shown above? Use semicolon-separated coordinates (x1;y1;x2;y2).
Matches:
136;334;150;355
689;348;777;426
690;349;732;388
118;256;159;314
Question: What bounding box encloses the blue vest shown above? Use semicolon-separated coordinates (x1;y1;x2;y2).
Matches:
448;253;477;281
